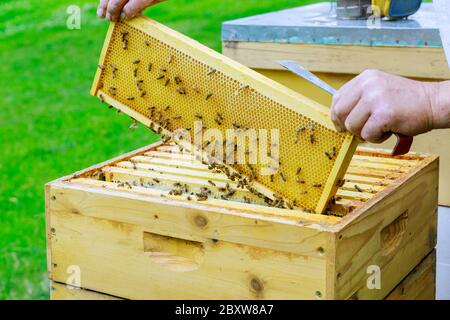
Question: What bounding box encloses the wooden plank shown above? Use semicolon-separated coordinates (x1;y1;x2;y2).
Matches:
222;41;450;80
49;210;328;300
51;282;121;300
332;155;439;299
385;250;436;300
48;181;335;257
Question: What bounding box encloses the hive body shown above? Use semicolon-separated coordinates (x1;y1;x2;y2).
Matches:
91;17;357;213
46;142;438;299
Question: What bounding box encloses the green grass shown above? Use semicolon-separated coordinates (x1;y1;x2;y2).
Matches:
0;0;321;300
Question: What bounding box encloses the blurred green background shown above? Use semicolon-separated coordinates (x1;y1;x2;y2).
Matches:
0;0;325;300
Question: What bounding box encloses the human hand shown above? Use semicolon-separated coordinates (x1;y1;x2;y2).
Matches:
331;69;448;143
97;0;166;22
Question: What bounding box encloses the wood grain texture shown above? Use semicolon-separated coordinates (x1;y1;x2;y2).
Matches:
222;41;450;79
46;143;439;300
332;156;439;299
51;282;121;300
49;210;327;300
385;250;436;300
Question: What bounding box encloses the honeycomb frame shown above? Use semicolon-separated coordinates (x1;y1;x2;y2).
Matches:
90;17;358;214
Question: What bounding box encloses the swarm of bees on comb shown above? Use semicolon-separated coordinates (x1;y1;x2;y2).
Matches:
93;22;353;215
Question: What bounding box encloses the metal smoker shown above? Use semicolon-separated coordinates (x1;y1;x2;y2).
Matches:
335;0;423;20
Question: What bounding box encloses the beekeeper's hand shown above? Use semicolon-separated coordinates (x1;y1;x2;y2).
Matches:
97;0;166;22
331;69;450;143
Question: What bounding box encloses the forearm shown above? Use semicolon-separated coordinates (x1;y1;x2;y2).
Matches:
431;81;450;129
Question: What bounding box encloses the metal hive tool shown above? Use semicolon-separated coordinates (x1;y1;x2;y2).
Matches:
90;17;358;214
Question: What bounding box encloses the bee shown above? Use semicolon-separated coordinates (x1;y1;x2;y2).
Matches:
187;196;192;201
145;41;150;46
129;121;138;130
148;63;153;72
280;172;287;182
160;67;167;72
122;40;128;50
140;91;147;98
331;147;337;157
168;55;174;65
127;96;135;101
296;167;302;175
172;115;182;120
117;109;121;114
287;201;294;210
313;183;322;188
214;117;222;126
355;185;363;193
164;105;171;112
310;134;316;144
208;180;216;187
121;30;129;38
192;86;200;93
240;84;249;90
216;113;224;121
325;152;333;160
296;177;305;184
177;87;187;95
174;76;182;84
270;175;274;183
297;127;306;133
309;124;316;131
97;64;105;70
207;68;217;76
98;94;105;102
153;178;160;184
156;74;165;80
133;59;141;64
206;93;213;100
108;86;117;96
194;113;203;120
336;179;345;187
164;78;171;86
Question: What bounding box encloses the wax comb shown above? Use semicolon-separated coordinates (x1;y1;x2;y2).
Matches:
90;17;358;214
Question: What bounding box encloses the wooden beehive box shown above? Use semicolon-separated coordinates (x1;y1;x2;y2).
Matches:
46;142;438;300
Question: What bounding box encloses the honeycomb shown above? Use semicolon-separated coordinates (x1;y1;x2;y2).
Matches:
91;17;356;213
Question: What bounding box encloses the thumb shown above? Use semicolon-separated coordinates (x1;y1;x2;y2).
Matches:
121;0;165;20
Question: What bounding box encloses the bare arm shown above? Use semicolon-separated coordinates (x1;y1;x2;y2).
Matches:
331;70;450;143
97;0;166;22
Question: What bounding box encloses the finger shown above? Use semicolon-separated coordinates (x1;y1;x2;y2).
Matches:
122;0;164;19
106;0;128;22
360;114;392;144
331;81;363;132
97;0;109;18
343;101;372;138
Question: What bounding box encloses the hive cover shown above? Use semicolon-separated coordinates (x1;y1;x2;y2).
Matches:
90;17;357;214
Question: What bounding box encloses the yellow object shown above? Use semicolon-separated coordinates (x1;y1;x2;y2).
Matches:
91;17;358;214
46;142;438;299
372;0;392;17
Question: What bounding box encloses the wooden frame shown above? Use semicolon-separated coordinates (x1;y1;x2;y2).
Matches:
49;250;436;300
90;17;359;214
222;41;450;80
46;143;438;299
